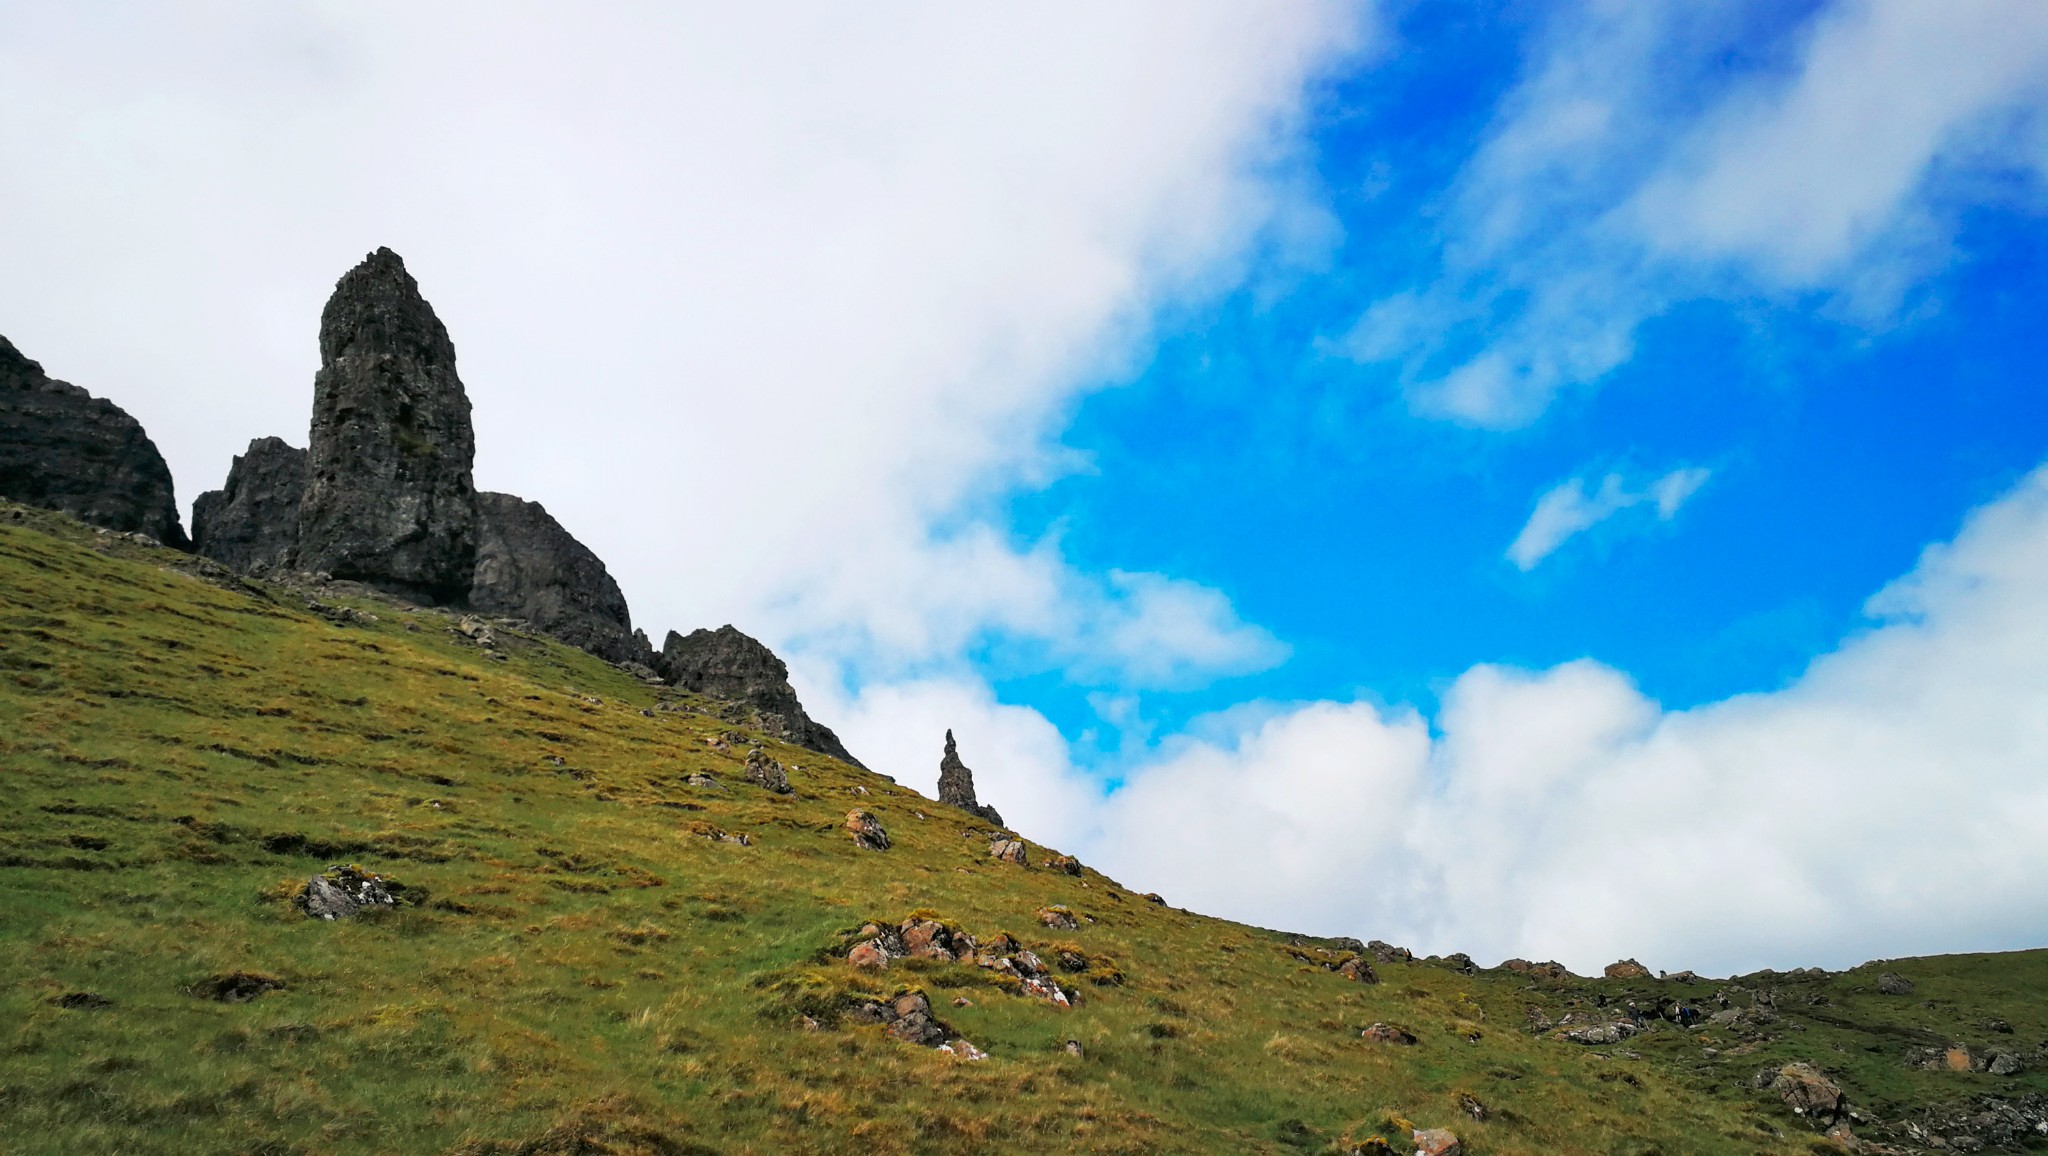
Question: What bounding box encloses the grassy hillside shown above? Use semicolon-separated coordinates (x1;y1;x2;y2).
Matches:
0;500;2042;1154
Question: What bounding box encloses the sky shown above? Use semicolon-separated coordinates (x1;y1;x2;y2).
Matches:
3;1;2047;976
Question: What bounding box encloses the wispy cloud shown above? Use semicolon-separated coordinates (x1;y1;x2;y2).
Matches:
1344;0;2048;427
1507;466;1710;570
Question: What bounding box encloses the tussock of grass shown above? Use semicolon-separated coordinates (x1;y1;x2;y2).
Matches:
1;502;2043;1153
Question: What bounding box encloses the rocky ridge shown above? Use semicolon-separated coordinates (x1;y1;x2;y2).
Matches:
0;333;188;548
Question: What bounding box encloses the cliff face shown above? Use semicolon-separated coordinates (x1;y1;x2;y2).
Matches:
192;437;307;574
659;625;863;767
469;492;641;665
296;248;477;603
0;334;188;548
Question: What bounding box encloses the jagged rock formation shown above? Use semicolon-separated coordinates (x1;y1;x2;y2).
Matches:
297;248;477;603
191;437;307;573
469;492;642;664
0;333;188;547
659;625;862;766
937;730;1003;826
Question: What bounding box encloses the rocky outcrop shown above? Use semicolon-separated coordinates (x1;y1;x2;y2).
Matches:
0;333;188;547
192;437;307;573
659;625;862;766
468;492;642;663
297;248;477;603
937;730;1003;825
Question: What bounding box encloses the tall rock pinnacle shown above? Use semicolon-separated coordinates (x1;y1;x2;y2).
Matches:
937;730;1003;826
296;248;477;603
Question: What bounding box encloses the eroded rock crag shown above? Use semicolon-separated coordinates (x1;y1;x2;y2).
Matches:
0;334;188;547
469;491;641;664
660;625;862;766
937;729;1003;825
192;437;307;573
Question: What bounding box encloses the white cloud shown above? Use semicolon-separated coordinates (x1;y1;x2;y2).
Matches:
1346;0;2048;426
0;2;1364;688
1506;465;1710;570
1025;464;2048;975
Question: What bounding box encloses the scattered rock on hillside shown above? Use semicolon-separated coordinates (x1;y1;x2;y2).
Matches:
298;248;478;604
1412;1127;1462;1156
1772;1062;1846;1126
298;864;407;920
1047;854;1082;876
657;625;863;766
1038;906;1079;930
54;992;112;1010
990;838;1027;865
468;492;644;664
1362;1023;1417;1045
845;810;890;851
193;971;286;1003
0;333;189;547
1457;1093;1488;1122
1877;972;1915;996
192;436;306;573
848;941;890;970
1502;958;1573;980
1336;956;1379;983
1063;1039;1085;1057
1604;958;1652;980
936;729;1003;825
744;748;791;794
1559;1021;1639;1045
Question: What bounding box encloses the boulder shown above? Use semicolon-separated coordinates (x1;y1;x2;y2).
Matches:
1876;972;1915;996
658;625;862;766
989;838;1028;865
1604;958;1652;980
901;919;955;960
297;248;478;604
1412;1128;1462;1156
845;810;890;851
1559;1021;1638;1045
743;748;792;794
191;437;306;573
1337;956;1379;983
0;333;188;547
297;864;405;920
1047;854;1083;876
467;492;643;663
886;992;949;1046
1361;1023;1417;1045
1771;1062;1846;1126
1367;940;1413;965
936;729;1003;825
1038;906;1079;931
847;941;890;970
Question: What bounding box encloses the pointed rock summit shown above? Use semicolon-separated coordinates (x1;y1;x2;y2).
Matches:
192;437;307;574
0;333;188;547
659;626;862;766
296;248;478;603
469;492;641;664
937;730;1003;826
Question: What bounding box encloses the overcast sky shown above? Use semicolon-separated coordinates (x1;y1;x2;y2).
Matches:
6;2;2048;975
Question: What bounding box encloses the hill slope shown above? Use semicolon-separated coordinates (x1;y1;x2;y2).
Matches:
0;500;2042;1155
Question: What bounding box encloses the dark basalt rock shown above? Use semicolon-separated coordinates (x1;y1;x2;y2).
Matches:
297;248;477;603
468;491;640;663
0;333;188;547
192;437;307;574
658;624;862;766
937;729;1003;825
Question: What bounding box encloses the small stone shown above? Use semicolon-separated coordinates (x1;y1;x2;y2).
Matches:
845;810;890;851
1876;972;1915;996
937;1038;988;1061
797;1015;821;1031
54;992;112;1010
1055;950;1088;972
848;942;890;970
1457;1093;1488;1122
1988;1051;2025;1076
1604;958;1652;980
194;971;285;1003
297;864;402;920
953;997;973;1007
1063;1039;1085;1057
1412;1127;1462;1156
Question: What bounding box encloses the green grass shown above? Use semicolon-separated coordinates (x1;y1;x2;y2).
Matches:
0;500;2040;1154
